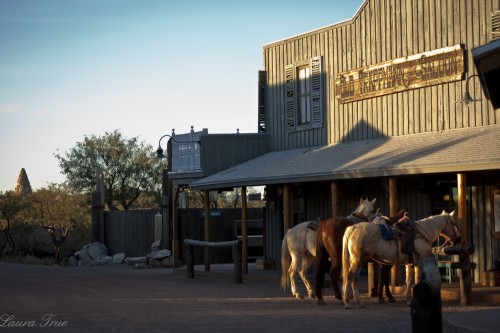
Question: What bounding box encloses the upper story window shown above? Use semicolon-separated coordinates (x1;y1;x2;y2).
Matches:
285;56;323;131
298;65;311;125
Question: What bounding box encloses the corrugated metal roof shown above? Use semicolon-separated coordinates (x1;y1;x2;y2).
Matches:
190;125;500;190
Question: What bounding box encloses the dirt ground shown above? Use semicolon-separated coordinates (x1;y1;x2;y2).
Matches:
0;262;498;333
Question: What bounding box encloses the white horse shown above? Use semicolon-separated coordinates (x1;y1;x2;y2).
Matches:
281;197;377;299
341;211;460;309
280;221;317;299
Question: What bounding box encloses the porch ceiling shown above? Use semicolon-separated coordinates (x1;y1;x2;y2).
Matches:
190;125;500;190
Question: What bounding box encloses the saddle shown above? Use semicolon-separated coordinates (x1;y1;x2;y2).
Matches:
371;213;396;241
305;217;322;232
393;213;415;263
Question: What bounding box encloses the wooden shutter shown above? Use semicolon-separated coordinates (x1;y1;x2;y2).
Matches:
258;70;267;133
285;64;296;131
310;56;323;128
492;11;500;40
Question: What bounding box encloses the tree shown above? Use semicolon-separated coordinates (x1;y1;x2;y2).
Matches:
30;184;90;264
55;130;163;210
0;191;26;257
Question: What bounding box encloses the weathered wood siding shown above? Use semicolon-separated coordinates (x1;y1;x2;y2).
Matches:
105;210;157;257
263;0;499;151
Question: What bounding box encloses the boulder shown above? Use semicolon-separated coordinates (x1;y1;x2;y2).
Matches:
151;240;161;252
78;257;92;267
125;257;147;265
75;248;90;260
112;253;126;264
88;242;108;260
68;256;78;267
151;249;171;259
97;256;113;264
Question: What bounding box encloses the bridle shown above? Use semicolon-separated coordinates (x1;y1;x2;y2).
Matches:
441;214;461;245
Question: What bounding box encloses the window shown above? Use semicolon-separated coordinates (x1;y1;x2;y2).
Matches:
285;56;323;131
298;65;311;125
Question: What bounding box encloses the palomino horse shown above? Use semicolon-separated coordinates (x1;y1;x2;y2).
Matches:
280;221;317;299
281;197;376;300
341;211;460;309
314;198;377;305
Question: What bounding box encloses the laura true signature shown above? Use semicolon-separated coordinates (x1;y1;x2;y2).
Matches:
0;314;68;328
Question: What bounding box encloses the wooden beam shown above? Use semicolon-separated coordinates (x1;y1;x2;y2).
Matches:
283;184;291;232
389;177;401;288
172;186;179;268
331;182;340;218
241;186;248;274
457;173;472;306
204;190;210;271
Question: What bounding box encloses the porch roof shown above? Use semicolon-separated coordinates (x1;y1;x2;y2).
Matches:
190;125;500;190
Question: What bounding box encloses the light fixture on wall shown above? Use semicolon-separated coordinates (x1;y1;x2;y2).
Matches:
156;134;172;159
456;74;482;108
156;129;202;159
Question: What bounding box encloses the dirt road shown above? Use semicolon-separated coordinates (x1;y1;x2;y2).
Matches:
0;262;497;332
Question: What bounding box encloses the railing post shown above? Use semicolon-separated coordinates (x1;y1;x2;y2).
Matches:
233;240;242;284
185;241;194;279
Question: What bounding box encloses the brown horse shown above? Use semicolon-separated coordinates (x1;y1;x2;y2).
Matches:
315;205;407;305
314;198;377;305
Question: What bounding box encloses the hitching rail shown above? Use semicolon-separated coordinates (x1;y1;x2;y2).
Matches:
184;239;242;284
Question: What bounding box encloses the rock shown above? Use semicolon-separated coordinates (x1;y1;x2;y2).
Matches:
125;257;147;265
68;256;78;267
88;242;108;260
78;257;92;267
75;248;90;260
112;253;126;264
151;240;161;252
151;249;171;259
97;256;113;264
89;260;103;267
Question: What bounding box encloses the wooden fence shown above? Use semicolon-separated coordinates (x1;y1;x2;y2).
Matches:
104;210;158;257
104;208;264;262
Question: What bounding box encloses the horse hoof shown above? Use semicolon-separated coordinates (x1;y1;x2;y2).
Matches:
344;302;351;309
378;298;386;304
388;297;397;303
308;293;315;299
295;294;304;300
317;299;326;306
358;303;366;309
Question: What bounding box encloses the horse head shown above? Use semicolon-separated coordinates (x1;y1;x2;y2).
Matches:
353;197;376;219
440;210;461;245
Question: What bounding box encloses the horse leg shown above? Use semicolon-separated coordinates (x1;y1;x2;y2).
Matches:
380;264;396;303
405;264;415;306
315;255;329;304
289;254;303;299
344;260;365;309
330;255;343;302
299;255;315;298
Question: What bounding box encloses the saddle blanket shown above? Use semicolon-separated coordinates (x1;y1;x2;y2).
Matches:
372;215;395;241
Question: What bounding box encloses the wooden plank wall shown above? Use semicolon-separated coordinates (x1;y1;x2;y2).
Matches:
263;0;499;150
104;210;157;258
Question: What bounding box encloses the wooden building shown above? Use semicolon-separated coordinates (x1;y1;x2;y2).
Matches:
189;0;500;284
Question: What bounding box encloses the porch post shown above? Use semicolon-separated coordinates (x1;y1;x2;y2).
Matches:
241;186;248;274
389;177;402;289
457;173;472;306
172;186;179;268
331;182;340;218
204;190;210;271
283;184;291;232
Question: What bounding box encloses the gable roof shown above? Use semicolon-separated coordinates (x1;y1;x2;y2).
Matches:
190;125;500;190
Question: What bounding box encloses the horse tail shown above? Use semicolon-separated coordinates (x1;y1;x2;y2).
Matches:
314;223;326;296
280;230;291;290
342;225;354;285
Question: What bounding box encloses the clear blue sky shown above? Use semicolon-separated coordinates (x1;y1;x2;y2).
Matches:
0;0;364;192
